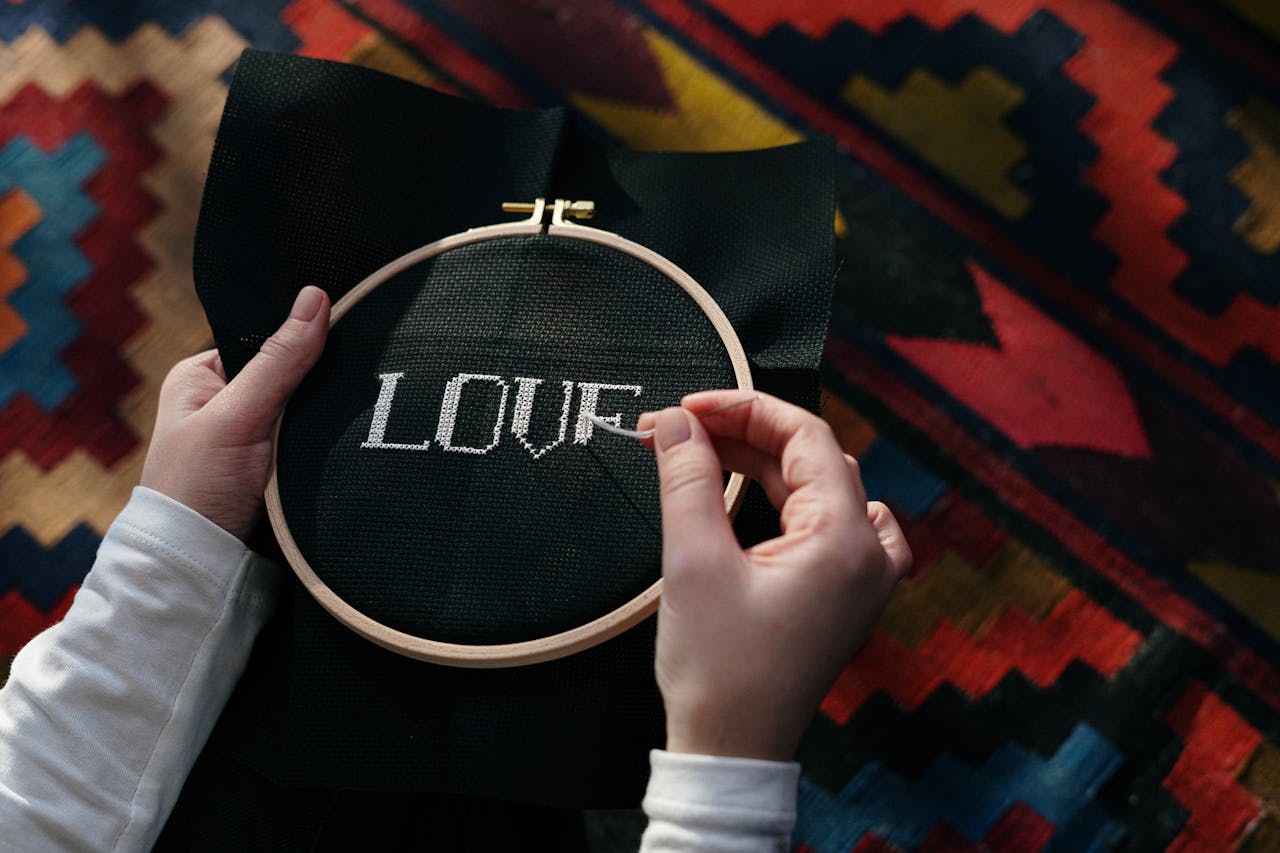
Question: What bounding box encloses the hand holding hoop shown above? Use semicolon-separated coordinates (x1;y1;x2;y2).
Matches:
142;287;331;541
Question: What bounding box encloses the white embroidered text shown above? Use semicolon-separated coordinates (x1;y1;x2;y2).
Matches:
362;372;643;458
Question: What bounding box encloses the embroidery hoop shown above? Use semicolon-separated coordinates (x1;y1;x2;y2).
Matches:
265;198;753;668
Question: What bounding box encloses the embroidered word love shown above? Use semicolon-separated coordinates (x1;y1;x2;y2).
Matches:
361;372;644;458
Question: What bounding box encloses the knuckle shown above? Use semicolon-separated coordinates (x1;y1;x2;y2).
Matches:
256;328;299;362
662;549;704;582
803;501;842;539
781;449;824;491
161;357;196;389
157;358;203;407
800;416;836;447
158;368;182;399
796;502;859;559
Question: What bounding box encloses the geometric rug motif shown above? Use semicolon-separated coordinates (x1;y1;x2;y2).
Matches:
0;135;104;413
0;19;244;546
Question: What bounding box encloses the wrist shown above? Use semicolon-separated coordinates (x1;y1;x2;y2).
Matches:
664;739;796;763
665;712;799;763
134;477;257;544
123;486;251;570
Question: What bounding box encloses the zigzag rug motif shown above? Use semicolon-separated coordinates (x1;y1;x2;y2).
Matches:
2;1;1278;848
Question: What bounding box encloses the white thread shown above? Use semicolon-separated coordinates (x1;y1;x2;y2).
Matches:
361;372;432;451
511;377;573;459
436;373;510;455
586;413;654;440
575;382;643;444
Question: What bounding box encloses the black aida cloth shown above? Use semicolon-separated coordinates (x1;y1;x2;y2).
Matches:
183;50;835;810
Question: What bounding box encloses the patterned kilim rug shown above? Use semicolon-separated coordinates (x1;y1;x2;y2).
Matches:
3;1;1279;849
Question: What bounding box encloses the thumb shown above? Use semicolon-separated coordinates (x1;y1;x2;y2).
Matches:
646;407;738;573
211;286;330;441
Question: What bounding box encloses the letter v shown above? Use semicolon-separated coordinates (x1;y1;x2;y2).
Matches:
511;377;573;459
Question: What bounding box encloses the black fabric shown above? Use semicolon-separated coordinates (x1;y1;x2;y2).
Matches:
183;49;834;812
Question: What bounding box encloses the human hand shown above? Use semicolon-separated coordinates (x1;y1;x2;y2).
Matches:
638;390;912;762
140;286;330;541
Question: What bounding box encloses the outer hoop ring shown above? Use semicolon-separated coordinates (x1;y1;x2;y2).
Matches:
265;201;753;668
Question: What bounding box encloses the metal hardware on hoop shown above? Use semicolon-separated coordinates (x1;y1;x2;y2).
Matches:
501;198;595;224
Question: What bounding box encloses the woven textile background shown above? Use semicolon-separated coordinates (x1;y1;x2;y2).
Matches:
1;1;1278;849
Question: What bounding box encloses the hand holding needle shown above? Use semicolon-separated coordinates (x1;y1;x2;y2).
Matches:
587;394;762;440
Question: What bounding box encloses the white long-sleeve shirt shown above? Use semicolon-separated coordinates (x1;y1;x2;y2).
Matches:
0;487;797;851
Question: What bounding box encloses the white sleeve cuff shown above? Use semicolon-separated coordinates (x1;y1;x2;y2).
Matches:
641;749;799;852
111;486;267;599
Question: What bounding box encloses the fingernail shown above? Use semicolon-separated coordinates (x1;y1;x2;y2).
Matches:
290;286;324;321
636;411;656;433
654;407;691;450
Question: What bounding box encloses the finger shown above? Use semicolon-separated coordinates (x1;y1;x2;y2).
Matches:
209;286;330;441
867;501;912;580
645;407;740;574
158;350;227;417
644;400;869;512
638;412;789;508
707;436;788;510
682;390;865;512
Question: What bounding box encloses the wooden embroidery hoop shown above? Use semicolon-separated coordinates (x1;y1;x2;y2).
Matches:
265;198;754;668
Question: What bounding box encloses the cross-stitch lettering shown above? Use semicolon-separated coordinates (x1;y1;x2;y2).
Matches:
511;377;573;459
362;372;643;458
436;373;510;455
